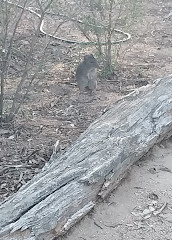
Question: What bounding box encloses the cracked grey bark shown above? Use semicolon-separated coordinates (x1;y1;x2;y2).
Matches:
0;75;172;240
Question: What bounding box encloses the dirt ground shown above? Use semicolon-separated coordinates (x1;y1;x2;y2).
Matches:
0;0;172;238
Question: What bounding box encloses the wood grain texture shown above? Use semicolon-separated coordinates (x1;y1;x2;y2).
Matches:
0;75;172;240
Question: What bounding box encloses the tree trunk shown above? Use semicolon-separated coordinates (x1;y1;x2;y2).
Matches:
0;75;172;240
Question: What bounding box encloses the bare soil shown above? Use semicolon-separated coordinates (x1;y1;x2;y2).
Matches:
0;0;172;238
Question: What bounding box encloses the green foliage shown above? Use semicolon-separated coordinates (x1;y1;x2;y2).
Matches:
77;0;144;77
100;63;116;78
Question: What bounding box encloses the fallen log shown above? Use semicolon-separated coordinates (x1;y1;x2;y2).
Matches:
0;75;172;240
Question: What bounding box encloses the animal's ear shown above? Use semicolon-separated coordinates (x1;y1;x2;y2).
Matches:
84;55;89;61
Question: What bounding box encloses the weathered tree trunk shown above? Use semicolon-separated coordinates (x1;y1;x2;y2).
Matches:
0;75;172;240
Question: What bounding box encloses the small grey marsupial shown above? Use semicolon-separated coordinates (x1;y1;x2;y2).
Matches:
76;54;99;93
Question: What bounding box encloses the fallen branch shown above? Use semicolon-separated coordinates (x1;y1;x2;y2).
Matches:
0;75;172;240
